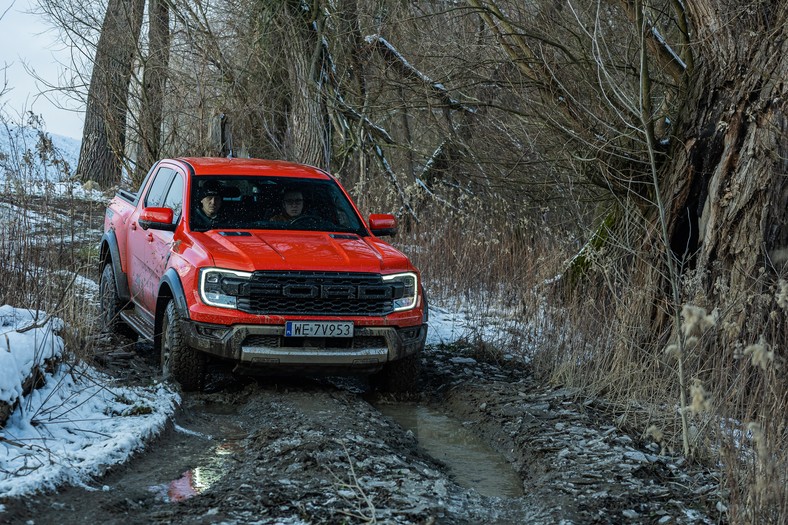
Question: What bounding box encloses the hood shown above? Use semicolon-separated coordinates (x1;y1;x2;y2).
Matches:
190;230;413;274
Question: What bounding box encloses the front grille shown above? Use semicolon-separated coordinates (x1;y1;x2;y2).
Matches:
235;271;402;316
352;336;387;349
243;335;279;347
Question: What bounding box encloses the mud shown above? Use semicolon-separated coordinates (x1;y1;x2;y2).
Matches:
375;403;524;498
0;339;723;525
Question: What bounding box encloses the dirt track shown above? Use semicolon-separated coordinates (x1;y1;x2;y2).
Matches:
1;340;722;525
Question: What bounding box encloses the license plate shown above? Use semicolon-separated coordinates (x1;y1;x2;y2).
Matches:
285;321;354;338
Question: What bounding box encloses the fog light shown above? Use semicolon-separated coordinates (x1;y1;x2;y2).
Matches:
195;325;230;339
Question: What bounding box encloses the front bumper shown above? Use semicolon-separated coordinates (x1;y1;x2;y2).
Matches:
181;320;427;374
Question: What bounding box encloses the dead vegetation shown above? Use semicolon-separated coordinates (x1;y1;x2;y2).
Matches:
403;209;787;524
2;0;786;521
0;120;106;366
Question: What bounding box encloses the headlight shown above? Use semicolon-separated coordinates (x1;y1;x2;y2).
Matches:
383;272;419;312
199;268;252;308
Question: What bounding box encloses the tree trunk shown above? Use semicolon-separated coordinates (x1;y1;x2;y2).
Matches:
279;3;328;169
660;3;788;329
77;0;145;188
134;0;171;186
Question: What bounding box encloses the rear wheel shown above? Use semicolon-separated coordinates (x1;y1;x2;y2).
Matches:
161;301;205;391
99;263;131;336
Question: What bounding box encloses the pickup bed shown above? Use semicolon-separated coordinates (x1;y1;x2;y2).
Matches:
100;157;427;391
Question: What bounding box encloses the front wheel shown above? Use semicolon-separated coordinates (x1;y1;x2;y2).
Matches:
161;301;206;391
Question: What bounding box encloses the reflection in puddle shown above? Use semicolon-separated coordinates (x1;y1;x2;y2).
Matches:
167;471;200;502
151;441;238;502
378;403;524;498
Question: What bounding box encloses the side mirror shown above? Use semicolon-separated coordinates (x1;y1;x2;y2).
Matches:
368;213;397;237
139;207;176;232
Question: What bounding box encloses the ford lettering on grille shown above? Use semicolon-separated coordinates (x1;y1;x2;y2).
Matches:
321;284;356;299
282;284;319;298
236;272;403;316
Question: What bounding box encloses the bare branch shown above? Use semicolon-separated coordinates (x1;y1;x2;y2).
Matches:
364;34;476;115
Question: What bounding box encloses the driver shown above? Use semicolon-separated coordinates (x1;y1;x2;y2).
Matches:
270;189;305;222
192;180;227;230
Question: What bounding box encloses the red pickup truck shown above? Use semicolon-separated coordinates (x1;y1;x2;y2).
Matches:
100;157;427;391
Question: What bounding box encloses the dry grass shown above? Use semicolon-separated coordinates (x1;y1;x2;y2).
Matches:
0;125;104;363
396;201;574;358
395;203;786;524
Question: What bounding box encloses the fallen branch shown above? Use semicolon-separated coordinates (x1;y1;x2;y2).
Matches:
364;34;476;115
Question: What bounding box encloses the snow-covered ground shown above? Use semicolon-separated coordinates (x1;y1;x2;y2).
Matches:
0;126;176;500
0;306;179;498
0;123;80;173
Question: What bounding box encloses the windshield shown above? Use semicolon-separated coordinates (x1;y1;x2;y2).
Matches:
189;175;367;234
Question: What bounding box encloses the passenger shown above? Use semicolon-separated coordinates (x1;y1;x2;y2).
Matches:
192;180;227;230
270;189;305;222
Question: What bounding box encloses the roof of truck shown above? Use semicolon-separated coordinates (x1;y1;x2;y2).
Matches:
175;157;332;179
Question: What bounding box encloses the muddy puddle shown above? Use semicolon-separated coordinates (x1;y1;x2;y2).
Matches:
377;402;524;498
138;401;247;504
149;439;241;502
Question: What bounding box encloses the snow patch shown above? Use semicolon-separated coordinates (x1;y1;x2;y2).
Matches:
0;305;64;404
0;305;178;498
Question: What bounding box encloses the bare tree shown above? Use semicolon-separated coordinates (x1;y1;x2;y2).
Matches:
133;0;171;185
77;0;145;187
276;2;329;168
663;2;787;310
464;0;787;337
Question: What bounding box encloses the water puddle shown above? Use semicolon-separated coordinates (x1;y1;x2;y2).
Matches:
150;440;240;502
377;403;524;497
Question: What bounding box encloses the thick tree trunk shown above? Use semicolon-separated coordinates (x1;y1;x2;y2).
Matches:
280;4;328;169
134;0;171;186
78;0;145;188
616;3;787;337
662;3;788;326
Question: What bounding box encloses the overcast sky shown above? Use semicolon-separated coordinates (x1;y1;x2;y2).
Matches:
1;0;85;139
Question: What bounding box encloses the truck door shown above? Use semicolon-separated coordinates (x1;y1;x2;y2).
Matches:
127;166;184;315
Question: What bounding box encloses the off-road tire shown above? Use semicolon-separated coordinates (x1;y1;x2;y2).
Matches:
373;354;421;393
99;263;133;337
161;301;206;392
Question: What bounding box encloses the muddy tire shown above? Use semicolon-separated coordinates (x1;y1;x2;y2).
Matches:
373;354;421;393
161;301;205;392
99;263;132;337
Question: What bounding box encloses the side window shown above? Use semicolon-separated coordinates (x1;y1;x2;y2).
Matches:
162;173;184;223
144;167;175;208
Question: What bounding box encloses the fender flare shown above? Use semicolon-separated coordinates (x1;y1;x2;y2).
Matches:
99;231;131;301
158;268;190;320
154;269;191;351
